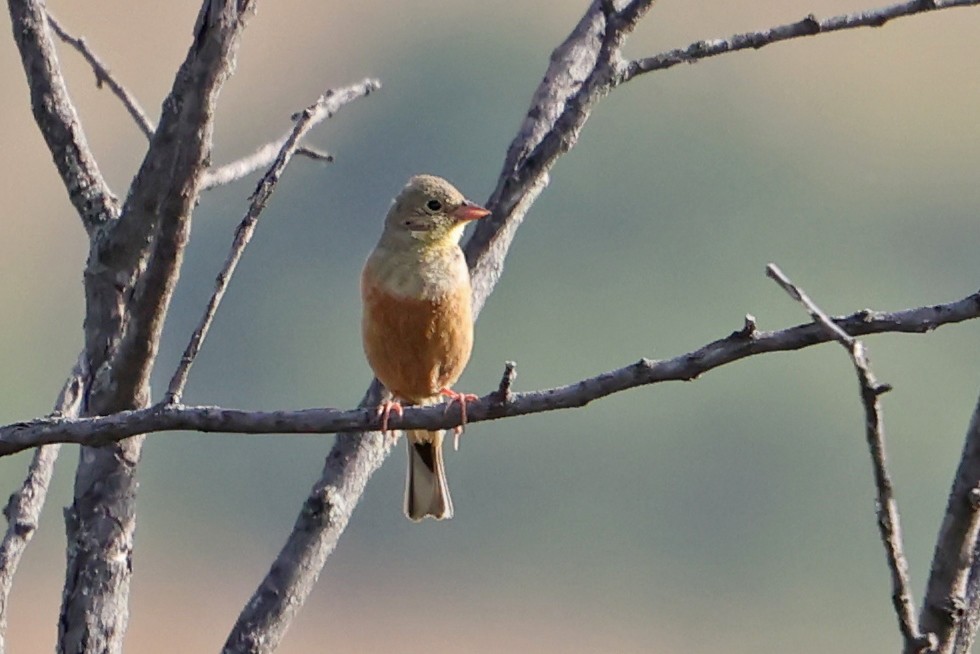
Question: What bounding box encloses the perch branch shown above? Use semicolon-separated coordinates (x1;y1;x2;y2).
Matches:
164;78;380;405
766;264;933;653
46;12;155;139
622;0;980;81
1;287;978;456
224;3;663;649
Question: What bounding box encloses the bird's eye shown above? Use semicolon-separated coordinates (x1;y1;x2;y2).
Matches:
425;199;442;212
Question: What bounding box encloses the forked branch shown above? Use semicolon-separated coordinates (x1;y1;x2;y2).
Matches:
164;79;380;404
767;264;935;654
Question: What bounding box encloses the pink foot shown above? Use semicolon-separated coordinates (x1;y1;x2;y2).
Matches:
377;399;404;434
440;388;479;450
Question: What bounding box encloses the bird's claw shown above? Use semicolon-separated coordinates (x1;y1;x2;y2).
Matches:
377;399;404;436
440;388;478;450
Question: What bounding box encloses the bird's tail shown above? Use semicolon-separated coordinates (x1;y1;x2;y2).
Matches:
405;430;454;521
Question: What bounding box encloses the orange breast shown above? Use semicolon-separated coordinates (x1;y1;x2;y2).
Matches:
361;275;474;404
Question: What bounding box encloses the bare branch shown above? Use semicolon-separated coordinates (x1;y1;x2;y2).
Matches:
1;288;977;457
766;264;934;654
294;145;332;161
466;0;655;314
202;0;980;645
922;395;980;653
221;382;390;654
165;79;380;404
46;12;155;139
58;2;258;652
954;489;980;653
7;0;119;234
5;0;978;650
494;361;518;404
101;1;257;402
622;0;980;82
202;145;333;190
222;2;663;645
0;357;85;651
201;135;333;191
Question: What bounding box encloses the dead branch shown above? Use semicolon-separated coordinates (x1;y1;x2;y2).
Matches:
0;288;976;457
621;0;980;81
164;79;380;404
46;12;155;139
767;264;935;654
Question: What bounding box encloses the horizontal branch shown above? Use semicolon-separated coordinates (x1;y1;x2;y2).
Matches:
1;287;976;456
622;0;980;81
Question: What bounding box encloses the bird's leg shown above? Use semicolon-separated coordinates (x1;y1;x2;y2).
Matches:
440;388;479;450
377;399;404;435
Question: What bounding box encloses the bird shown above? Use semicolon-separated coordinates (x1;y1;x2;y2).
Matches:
361;174;490;521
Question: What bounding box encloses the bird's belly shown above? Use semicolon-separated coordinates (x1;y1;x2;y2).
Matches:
361;285;473;403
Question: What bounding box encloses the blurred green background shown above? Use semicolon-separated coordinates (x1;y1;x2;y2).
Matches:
2;1;980;652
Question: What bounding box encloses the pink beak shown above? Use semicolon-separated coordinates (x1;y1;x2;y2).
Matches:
452;200;491;222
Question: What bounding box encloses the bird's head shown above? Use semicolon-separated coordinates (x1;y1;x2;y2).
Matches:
382;174;490;247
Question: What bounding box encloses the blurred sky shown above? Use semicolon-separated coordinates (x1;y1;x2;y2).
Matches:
2;1;980;652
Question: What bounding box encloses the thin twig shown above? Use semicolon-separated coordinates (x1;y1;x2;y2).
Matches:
765;264;934;653
46;12;155;139
48;11;341;190
622;0;980;82
493;361;518;403
163;79;380;405
0;286;977;456
203;141;334;190
0;357;85;650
